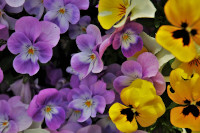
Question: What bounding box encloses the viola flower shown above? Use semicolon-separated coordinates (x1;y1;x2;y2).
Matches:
156;0;200;62
27;89;66;130
7;16;60;76
0;97;32;133
24;0;44;19
43;0;89;34
167;68;200;131
68;84;106;122
71;25;104;79
68;15;91;39
98;0;156;29
114;52;166;95
109;79;165;133
0;23;9;51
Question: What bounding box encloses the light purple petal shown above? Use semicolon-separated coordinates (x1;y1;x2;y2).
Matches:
78;109;91;122
4;5;23;13
76;34;96;52
64;0;89;10
151;72;166;95
8;96;27;109
77;125;102;133
0;68;3;83
34;42;53;63
121;60;142;78
68;99;84;110
90;81;106;95
5;0;25;7
43;0;64;10
0;100;11;115
92;52;104;73
45;107;65;130
36;89;59;105
80;74;98;87
113;76;133;93
121;35;143;58
24;0;44;19
4;120;18;133
93;95;106;114
13;54;39;76
86;24;102;45
102;90;115;104
65;4;80;24
0;44;6;51
137;52;159;78
79;15;91;26
2;13;16;30
60;122;82;133
0;23;9;40
0;15;9;28
7;32;31;54
15;16;41;42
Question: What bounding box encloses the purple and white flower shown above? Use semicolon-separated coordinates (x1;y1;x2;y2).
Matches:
7;16;60;76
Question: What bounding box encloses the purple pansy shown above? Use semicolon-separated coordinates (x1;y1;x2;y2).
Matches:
68;15;91;39
114;52;166;95
24;0;44;19
71;25;104;79
99;21;143;58
0;24;9;51
43;0;89;34
27;89;66;130
7;16;60;76
0;97;32;133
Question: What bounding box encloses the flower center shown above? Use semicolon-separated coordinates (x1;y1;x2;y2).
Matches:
85;100;92;107
74;110;81;113
81;27;86;32
122;33;129;41
28;47;35;55
45;106;52;113
90;54;96;60
120;105;139;122
59;8;65;14
2;121;8;126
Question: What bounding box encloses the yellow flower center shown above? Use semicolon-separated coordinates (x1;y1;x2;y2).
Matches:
85;100;92;107
41;0;43;3
28;48;34;55
2;121;8;126
122;33;129;41
81;27;86;32
74;110;81;113
59;8;65;14
90;54;96;60
45;106;52;113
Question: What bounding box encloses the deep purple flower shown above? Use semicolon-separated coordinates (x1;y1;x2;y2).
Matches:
43;0;89;34
24;0;44;19
0;24;8;51
27;89;66;130
7;16;60;76
71;25;104;79
0;97;32;133
68;15;91;39
114;52;166;95
99;21;143;58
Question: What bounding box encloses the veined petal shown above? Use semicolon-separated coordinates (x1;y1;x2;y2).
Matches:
91;52;104;73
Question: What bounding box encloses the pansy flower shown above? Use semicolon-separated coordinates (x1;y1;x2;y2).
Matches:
7;16;60;76
98;0;156;29
156;0;200;62
167;68;200;131
109;79;165;133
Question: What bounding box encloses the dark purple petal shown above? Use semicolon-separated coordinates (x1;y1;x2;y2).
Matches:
76;34;96;52
122;21;143;34
113;76;133;93
13;54;39;76
79;15;91;26
34;42;53;63
151;72;166;95
80;74;98;87
15;16;41;42
36;21;60;48
92;52;104;73
121;36;143;58
86;24;102;45
93;95;106;114
0;0;6;9
70;75;80;88
137;52;159;78
3;13;16;30
64;0;89;10
68;24;82;39
121;60;142;78
7;32;31;54
43;0;64;10
77;125;102;133
45;107;65;130
112;32;121;50
65;4;80;24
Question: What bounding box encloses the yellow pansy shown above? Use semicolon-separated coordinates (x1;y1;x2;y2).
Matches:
98;0;156;29
156;0;200;62
109;79;165;133
168;68;200;131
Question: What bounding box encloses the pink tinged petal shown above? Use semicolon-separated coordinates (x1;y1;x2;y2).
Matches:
151;72;166;95
123;21;143;34
5;0;25;7
64;0;89;10
65;4;80;24
93;95;106;114
70;75;80;88
7;32;31;54
79;15;91;26
3;120;18;133
45;107;66;130
0;44;6;51
76;34;96;52
137;52;159;78
10;107;32;131
99;36;112;58
112;33;121;50
77;125;102;133
43;0;64;10
0;24;9;40
15;16;42;42
86;24;102;45
37;21;60;48
34;42;53;63
13;54;40;76
92;52;104;73
121;60;143;78
121;35;143;58
0;68;3;83
24;0;44;19
113;76;133;93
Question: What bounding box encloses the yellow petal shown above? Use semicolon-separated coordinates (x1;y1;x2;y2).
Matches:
171;106;200;131
98;0;130;29
164;0;200;27
109;103;138;133
156;25;197;62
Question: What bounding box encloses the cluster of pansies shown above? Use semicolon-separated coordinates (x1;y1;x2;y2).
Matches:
1;0;200;133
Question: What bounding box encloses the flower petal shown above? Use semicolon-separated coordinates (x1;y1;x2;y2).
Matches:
76;34;96;52
92;52;104;73
113;76;133;93
65;0;89;10
93;95;106;114
5;0;25;7
151;72;166;96
65;4;80;24
43;0;63;10
86;24;102;45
